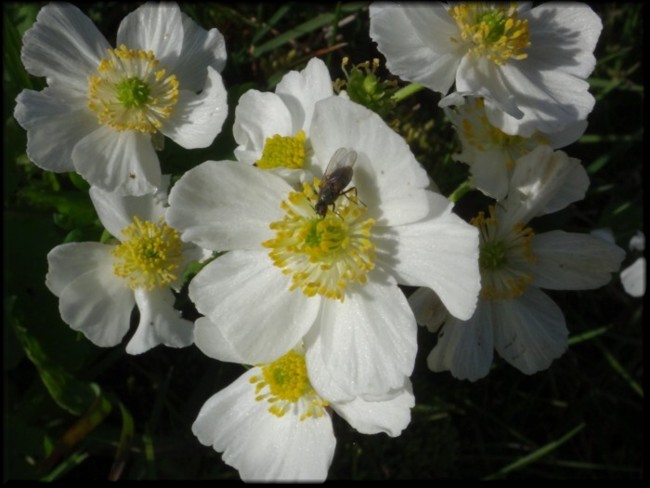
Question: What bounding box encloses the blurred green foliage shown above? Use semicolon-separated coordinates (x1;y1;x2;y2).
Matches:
3;2;643;480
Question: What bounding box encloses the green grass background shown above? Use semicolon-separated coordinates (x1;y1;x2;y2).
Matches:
3;2;643;480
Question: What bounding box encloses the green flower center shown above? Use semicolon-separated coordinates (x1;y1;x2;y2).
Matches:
472;206;537;300
87;44;179;133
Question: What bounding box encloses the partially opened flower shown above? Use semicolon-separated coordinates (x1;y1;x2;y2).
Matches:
444;97;587;200
46;183;205;354
168;95;481;401
620;231;645;298
14;2;228;196
192;342;414;482
233;57;334;183
369;2;602;137
415;145;625;381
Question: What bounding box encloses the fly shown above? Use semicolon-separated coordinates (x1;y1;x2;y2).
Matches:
315;148;358;218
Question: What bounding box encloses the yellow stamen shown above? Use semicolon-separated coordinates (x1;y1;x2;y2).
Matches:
472;206;537;300
112;216;183;290
256;130;307;169
249;350;328;420
87;44;179;133
262;179;375;302
450;3;531;66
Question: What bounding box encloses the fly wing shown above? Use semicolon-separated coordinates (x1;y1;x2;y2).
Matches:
323;147;357;177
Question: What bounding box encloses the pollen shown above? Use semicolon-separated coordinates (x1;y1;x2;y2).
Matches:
250;350;329;420
262;179;376;302
472;206;537;300
458;98;548;168
112;216;183;290
450;3;531;66
87;44;179;133
256;130;308;169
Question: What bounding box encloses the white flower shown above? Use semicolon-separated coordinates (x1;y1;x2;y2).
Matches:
46;183;205;354
168;95;481;401
369;2;602;137
621;231;645;297
14;2;228;196
419;145;625;381
233;57;334;183
192;344;414;482
444;97;587;200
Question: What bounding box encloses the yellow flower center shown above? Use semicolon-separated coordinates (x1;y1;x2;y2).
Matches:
112;216;183;290
262;179;376;302
256;130;308;169
87;44;179;133
472;206;537;300
450;3;531;66
458;98;548;168
250;350;328;420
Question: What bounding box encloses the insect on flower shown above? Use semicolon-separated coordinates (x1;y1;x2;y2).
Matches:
315;147;359;217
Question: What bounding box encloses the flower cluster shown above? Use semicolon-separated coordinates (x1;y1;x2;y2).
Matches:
13;1;627;481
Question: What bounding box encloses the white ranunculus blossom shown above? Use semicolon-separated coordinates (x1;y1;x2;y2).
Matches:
369;2;602;137
15;2;228;196
168;95;481;401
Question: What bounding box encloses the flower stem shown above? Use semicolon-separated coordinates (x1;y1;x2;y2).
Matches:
448;180;473;203
391;83;424;103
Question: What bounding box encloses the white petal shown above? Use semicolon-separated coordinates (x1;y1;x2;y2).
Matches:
192;368;335;482
309;96;430;226
545;119;588;149
275;57;334;133
161;67;228;149
46;243;135;347
488;62;594;136
14;87;96;173
427;302;494;382
168;11;227;91
620;257;646;298
126;288;194;354
305;278;417;402
233;90;296;165
407;287;449;333
167;160;291;251
117;2;183;67
629;231;645;252
21;3;109;94
192;317;247;364
529;231;626;290
332;380;414;436
465;147;511;201
369;3;460;94
526;4;602;80
376;192;481;321
492;288;568;375
72;127;160;196
191;251;319;364
502;146;589;226
89;187;164;240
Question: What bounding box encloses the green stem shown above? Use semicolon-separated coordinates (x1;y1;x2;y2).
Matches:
392;83;424;103
448;180;473;203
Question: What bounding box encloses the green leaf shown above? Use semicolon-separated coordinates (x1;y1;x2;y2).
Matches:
12;321;99;416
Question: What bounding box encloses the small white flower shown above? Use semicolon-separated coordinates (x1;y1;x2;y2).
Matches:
168;95;481;401
192;344;414;482
444;97;587;200
14;2;228;196
621;231;645;297
46;183;205;354
369;2;602;137
233;57;334;184
421;145;625;380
